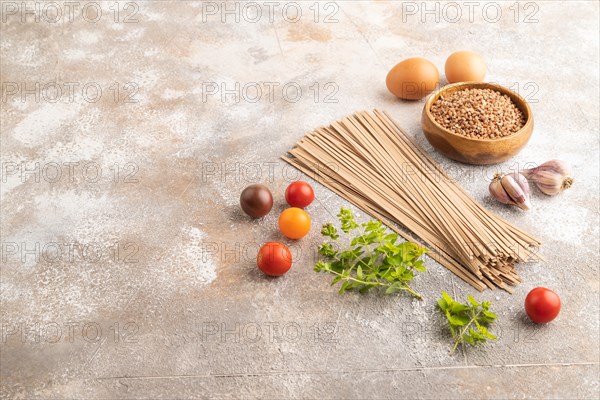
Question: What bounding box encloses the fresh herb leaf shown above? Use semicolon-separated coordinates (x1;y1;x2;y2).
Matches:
318;243;338;258
437;291;498;353
314;207;427;299
337;208;359;233
321;223;339;240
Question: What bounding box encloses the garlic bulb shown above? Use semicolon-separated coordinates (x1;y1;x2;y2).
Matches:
489;172;532;211
521;160;573;196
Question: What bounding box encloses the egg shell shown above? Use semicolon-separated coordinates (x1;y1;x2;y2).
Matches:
445;51;486;83
386;58;440;100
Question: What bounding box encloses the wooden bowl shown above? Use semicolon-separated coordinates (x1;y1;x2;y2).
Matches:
421;82;533;165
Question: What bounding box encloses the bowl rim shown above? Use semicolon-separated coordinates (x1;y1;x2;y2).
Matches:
423;81;533;142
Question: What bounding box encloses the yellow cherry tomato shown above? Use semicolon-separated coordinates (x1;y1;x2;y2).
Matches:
278;207;311;239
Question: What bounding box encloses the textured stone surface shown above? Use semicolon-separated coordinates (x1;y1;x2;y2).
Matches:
1;1;598;398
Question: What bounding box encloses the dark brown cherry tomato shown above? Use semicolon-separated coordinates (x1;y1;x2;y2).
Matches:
240;184;273;218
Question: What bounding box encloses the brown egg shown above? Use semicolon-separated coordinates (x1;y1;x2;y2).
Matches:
386;58;439;100
445;51;486;83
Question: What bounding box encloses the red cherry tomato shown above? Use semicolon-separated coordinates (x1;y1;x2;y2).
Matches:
257;242;292;277
525;287;561;323
285;181;315;208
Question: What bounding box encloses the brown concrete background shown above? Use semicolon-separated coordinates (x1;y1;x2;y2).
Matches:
1;1;599;398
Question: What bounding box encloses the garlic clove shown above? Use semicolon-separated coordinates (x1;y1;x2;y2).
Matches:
514;173;532;210
522;160;574;196
528;159;570;175
500;173;531;211
530;170;562;195
489;174;516;205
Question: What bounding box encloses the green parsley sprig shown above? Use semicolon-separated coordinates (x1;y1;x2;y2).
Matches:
437;291;498;353
314;208;427;299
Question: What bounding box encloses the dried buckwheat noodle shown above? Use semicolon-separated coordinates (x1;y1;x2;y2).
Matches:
282;110;542;292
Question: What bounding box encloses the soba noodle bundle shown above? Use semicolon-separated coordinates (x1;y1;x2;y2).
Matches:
282;110;542;292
